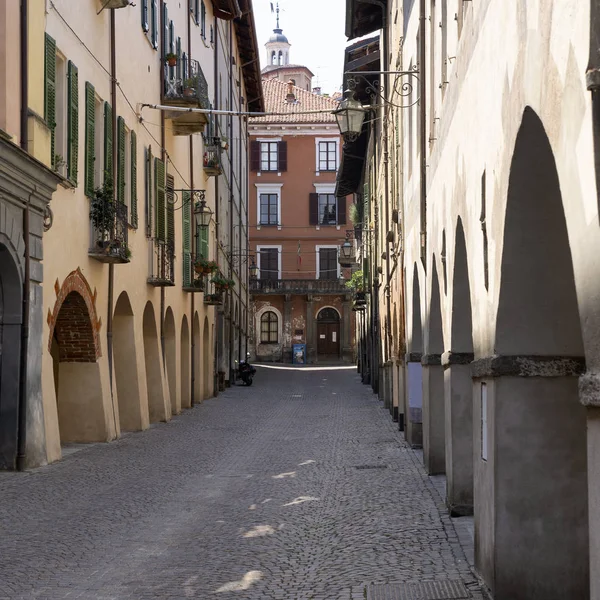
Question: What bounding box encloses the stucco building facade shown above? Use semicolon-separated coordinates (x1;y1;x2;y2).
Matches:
0;0;262;469
341;0;600;597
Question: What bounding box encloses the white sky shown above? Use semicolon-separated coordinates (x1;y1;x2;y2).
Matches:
250;0;348;95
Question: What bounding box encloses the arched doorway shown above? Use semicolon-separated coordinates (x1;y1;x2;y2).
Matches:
316;307;340;359
203;316;210;399
143;302;168;423
193;312;201;404
0;243;22;469
475;108;588;598
114;292;145;431
180;316;190;409
164;307;178;415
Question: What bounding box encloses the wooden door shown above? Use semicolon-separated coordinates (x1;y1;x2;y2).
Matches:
317;322;340;356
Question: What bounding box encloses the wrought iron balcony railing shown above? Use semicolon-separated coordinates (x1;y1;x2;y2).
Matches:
203;138;223;176
183;253;207;293
250;278;348;295
89;201;129;264
148;241;175;286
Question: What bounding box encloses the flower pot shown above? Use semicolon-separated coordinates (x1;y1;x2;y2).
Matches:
167;57;177;67
183;87;194;97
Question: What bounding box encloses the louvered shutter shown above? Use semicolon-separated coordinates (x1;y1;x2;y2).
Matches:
166;174;175;246
250;141;260;171
163;3;169;57
145;147;152;236
117;116;126;204
337;197;346;225
309;193;318;225
130;131;138;227
277;141;287;172
152;0;159;48
44;34;57;169
176;37;182;81
182;191;191;287
199;226;209;259
154;158;166;241
84;82;95;197
104;102;113;185
141;0;149;31
67;61;79;184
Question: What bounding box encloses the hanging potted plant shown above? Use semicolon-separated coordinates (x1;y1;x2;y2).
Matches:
90;177;116;252
165;52;178;67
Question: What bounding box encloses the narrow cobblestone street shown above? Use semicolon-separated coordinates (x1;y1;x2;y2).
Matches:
0;367;484;600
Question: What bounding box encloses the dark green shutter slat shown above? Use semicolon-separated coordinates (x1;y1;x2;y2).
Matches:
199;226;209;259
131;131;138;227
163;3;169;56
182;190;191;287
67;61;79;184
104;102;113;185
84;82;95;197
117;116;126;204
145;147;152;236
141;0;149;31
152;0;158;48
154;158;166;241
166;174;175;245
44;34;57;169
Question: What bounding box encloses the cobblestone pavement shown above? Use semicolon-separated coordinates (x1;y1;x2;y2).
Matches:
0;366;486;600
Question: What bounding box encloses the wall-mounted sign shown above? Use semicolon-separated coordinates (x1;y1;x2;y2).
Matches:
332;332;337;342
319;334;326;339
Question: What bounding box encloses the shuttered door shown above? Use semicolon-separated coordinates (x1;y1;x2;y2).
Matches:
319;248;337;280
117;116;126;204
104;102;113;185
67;61;78;184
84;82;95;197
130;131;138;227
44;34;57;169
182;191;191;286
260;249;278;281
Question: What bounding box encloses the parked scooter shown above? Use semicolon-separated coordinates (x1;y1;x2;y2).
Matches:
235;354;256;386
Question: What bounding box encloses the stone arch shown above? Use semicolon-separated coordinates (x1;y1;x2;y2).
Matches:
203;316;211;399
0;241;23;469
164;307;178;415
143;302;168;423
113;292;145;432
316;306;341;321
193;312;201;403
475;107;588;598
450;218;473;354
409;264;423;354
180;315;191;409
47;268;101;359
256;304;283;345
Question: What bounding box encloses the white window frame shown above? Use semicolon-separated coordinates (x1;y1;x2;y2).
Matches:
256;244;282;279
255;183;283;226
316;245;341;279
315;137;340;175
313;183;339;227
257;137;281;173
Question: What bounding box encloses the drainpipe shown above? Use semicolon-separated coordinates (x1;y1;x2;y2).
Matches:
244;112;249;359
237;80;243;366
159;0;166;371
419;0;427;266
213;15;220;392
107;9;117;419
16;191;32;471
188;8;195;406
20;0;28;152
228;21;235;383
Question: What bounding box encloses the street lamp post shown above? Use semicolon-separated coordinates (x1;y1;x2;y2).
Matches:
333;93;367;142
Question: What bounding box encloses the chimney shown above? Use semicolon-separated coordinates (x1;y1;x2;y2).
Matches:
286;79;296;103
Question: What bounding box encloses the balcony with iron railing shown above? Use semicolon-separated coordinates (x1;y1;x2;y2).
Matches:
203;138;223;176
89;195;130;264
148;241;175;286
163;57;210;135
250;278;348;295
183;254;209;293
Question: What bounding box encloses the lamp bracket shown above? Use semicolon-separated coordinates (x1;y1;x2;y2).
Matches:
345;68;420;109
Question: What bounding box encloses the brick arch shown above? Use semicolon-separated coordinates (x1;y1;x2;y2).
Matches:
47;268;102;360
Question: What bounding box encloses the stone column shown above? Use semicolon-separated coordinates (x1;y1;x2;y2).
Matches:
422;353;445;475
405;353;423;448
306;296;315;364
473;355;588;599
282;294;292;363
342;296;352;362
443;351;474;516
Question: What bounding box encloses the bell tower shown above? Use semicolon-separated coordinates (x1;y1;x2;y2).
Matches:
265;3;290;67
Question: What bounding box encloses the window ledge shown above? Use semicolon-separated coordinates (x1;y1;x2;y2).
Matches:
57;175;76;190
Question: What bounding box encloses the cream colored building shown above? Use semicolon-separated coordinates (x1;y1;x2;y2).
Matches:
0;0;262;469
343;0;600;597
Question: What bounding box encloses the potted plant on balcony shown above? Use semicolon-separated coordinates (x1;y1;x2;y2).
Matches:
183;76;198;97
165;52;178;67
90;178;116;254
211;273;233;291
194;257;218;275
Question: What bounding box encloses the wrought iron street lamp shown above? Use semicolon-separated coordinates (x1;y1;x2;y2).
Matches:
340;237;353;261
333;93;366;142
249;258;258;279
194;195;213;228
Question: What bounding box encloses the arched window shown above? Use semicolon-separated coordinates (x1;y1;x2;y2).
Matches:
278;50;283;65
260;311;278;343
272;51;277;65
317;307;340;322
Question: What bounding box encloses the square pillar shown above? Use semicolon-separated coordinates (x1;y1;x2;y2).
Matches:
405;353;423;448
422;354;445;475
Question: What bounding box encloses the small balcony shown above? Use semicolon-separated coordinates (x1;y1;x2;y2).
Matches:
147;241;175;286
89;199;130;264
163;57;210;135
250;278;348;295
183;254;211;293
203;138;223;176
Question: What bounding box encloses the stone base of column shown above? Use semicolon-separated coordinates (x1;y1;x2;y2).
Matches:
422;355;445;475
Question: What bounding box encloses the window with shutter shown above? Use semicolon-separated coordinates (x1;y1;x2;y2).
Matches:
259;248;279;280
44;34;57;169
166;174;175;246
154;158;166;241
319;248;338;280
318;194;337;225
67;61;78;184
182;190;191;286
84;83;95;197
250;141;260;171
130;131;138;227
259;142;278;171
309;193;319;225
103;102;113;185
201;1;206;37
277;141;287;172
141;0;149;31
199;225;209;259
163;4;169;56
145;147;153;237
151;0;159;49
117;116;126;204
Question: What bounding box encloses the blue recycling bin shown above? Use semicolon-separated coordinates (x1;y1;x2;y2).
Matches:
292;343;306;365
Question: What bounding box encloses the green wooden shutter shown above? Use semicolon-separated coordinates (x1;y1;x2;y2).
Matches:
44;34;57;169
130;131;138;227
152;0;158;48
104;102;113;185
182;191;191;287
145;146;152;236
163;3;169;56
84;82;95;197
154;157;165;241
117;116;125;204
166;174;175;246
67;61;79;184
141;0;149;31
199;225;209;259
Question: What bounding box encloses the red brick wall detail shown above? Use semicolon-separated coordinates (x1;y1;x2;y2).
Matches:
47;269;102;361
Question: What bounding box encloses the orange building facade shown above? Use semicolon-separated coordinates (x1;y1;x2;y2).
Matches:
249;76;355;364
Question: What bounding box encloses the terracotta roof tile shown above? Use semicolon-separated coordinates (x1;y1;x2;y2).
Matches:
249;78;339;124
